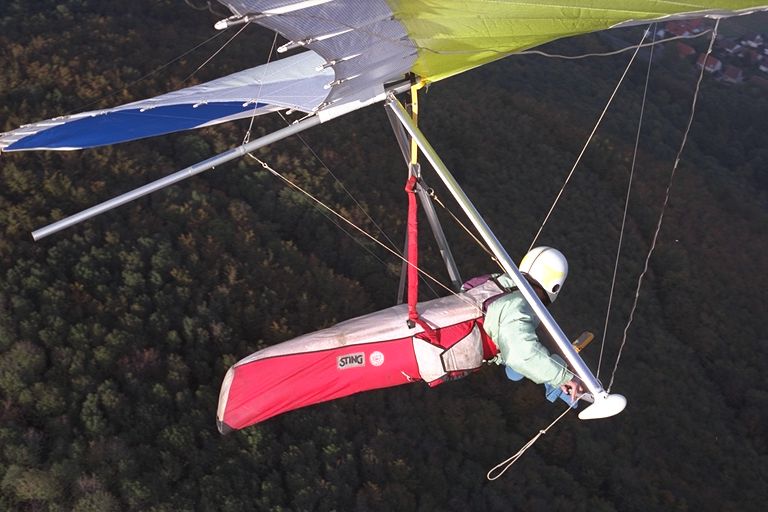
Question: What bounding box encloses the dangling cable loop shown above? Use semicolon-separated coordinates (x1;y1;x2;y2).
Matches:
487;404;576;480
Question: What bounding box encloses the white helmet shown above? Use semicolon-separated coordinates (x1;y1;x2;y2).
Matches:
519;246;568;303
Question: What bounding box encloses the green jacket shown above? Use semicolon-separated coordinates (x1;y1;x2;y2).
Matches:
483;274;573;388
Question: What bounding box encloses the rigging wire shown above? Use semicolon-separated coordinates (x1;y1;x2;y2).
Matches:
243;31;280;140
489;25;658;478
237;35;398;283
183;0;210;10
606;19;722;392
516;30;711;60
528;26;652;252
490;20;723;477
246;153;478;310
276;111;404;258
419;30;708;59
239;34;407;285
180;22;251;85
597;25;657;378
274;112;445;300
427;189;502;270
183;0;230;17
68;29;230;115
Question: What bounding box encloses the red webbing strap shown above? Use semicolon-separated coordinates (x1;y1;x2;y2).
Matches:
405;175;419;320
405;175;437;341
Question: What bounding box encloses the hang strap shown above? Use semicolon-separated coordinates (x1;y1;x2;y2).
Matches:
409;83;420;165
405;174;437;340
403;83;437;341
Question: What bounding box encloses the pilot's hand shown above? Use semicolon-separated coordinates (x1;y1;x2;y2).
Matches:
560;378;586;402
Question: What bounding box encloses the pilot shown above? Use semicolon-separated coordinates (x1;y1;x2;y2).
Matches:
483;247;585;401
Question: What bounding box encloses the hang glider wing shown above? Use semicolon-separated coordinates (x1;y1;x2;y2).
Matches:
3;0;767;153
0;51;332;152
217;0;768;87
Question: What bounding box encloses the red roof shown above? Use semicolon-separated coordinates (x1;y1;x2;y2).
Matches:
676;42;696;58
748;76;768;88
697;54;722;71
723;65;744;82
666;19;705;36
746;48;762;65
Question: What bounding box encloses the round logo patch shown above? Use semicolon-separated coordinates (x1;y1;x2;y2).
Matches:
369;351;385;367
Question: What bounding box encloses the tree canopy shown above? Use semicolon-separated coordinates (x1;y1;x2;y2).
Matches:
1;2;767;511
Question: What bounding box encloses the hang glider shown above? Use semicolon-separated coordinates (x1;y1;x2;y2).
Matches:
3;1;768;429
3;1;767;152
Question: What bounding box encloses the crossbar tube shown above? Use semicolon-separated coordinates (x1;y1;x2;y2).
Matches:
31;79;414;241
31;116;323;240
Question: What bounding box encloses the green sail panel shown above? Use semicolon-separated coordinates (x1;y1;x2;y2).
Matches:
386;0;768;82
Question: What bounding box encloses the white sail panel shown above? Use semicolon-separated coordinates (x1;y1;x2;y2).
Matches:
0;51;332;152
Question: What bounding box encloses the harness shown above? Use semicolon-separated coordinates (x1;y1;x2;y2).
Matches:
461;274;518;312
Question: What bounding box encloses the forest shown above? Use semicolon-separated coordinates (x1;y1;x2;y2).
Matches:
1;1;767;511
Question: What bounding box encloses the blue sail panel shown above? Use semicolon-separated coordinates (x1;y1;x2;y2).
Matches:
1;51;333;152
5;102;267;151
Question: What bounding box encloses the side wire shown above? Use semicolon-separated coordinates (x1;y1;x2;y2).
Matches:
528;26;652;251
597;24;657;378
607;19;722;392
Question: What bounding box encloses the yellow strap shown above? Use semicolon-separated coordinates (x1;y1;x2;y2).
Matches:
409;82;424;165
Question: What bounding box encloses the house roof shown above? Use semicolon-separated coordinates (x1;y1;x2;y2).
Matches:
697;54;722;70
676;42;697;57
723;65;744;80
